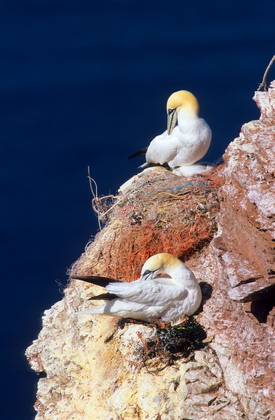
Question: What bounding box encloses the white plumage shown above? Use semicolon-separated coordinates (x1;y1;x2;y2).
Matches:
72;253;202;325
130;90;212;172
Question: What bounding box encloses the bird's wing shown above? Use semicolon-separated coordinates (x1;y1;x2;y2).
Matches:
71;275;122;288
106;280;143;299
128;147;148;159
107;280;187;305
143;282;187;305
146;132;179;165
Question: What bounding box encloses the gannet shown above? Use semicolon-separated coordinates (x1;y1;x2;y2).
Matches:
129;90;212;170
72;253;202;325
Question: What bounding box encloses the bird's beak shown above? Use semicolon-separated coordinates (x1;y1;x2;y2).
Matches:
141;270;155;281
167;108;178;135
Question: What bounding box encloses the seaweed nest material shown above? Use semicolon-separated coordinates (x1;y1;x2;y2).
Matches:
135;318;207;372
72;166;222;281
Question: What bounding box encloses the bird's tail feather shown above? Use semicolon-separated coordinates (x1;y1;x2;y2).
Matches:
128;147;147;159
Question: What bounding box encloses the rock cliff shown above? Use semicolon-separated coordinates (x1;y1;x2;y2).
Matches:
26;82;275;420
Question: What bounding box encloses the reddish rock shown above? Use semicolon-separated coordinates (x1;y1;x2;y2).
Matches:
196;81;275;419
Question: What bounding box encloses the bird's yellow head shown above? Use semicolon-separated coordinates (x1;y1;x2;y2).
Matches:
166;90;199;134
167;90;199;114
141;253;182;279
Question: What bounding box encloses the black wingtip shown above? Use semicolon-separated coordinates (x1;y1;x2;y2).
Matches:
89;292;119;301
128;147;148;159
71;275;119;288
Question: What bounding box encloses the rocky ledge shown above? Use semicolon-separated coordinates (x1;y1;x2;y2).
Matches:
26;82;275;420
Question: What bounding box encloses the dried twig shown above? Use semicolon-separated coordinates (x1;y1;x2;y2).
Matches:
87;166;102;230
87;166;98;197
92;195;122;221
156;191;191;199
257;55;275;91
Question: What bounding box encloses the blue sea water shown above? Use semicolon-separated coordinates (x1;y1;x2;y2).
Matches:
1;1;274;418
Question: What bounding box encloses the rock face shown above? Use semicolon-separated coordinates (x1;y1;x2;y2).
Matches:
26;83;275;420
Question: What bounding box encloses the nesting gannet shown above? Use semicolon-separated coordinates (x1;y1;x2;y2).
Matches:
129;90;212;171
72;253;202;325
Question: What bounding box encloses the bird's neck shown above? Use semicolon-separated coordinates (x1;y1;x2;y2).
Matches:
167;262;195;288
178;109;199;122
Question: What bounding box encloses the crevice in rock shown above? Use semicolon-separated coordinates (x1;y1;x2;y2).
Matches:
250;285;275;323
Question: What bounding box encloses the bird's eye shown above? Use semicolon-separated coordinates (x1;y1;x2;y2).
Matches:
167;108;174;115
143;269;151;276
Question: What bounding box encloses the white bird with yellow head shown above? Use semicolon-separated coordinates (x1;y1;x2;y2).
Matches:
130;90;212;172
72;253;202;326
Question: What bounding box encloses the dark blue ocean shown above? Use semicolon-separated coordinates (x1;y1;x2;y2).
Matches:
1;1;274;418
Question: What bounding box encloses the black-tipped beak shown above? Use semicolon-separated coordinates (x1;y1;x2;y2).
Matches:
141;269;155;281
167;108;178;135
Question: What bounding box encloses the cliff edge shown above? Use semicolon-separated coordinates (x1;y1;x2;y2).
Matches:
26;82;275;420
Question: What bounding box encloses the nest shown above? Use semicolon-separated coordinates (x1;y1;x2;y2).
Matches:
134;318;207;372
72;166;222;280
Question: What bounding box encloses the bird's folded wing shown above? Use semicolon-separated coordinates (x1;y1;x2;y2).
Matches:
71;275;121;288
146;134;179;164
107;281;187;305
142;283;187;305
106;280;143;299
